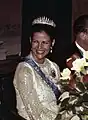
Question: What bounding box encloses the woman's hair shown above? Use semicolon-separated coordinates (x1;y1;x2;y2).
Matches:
30;24;56;40
73;14;88;35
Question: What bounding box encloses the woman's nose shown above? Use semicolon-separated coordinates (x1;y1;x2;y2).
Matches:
38;43;42;49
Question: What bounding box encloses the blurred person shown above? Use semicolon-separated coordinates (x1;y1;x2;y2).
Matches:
66;14;88;69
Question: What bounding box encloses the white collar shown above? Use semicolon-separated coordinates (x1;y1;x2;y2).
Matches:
75;41;86;55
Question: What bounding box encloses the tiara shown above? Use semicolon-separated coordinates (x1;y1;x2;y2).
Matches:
32;16;56;27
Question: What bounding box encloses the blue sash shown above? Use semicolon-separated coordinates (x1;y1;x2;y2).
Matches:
25;57;61;100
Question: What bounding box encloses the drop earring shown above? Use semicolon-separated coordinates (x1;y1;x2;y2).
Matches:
30;37;31;43
29;37;32;51
50;47;53;53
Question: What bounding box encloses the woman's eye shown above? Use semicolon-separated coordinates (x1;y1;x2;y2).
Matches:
32;40;38;43
42;41;49;44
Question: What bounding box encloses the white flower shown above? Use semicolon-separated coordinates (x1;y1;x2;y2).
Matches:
83;51;88;59
59;91;69;102
60;68;71;80
71;58;88;72
65;111;73;119
71;115;80;120
75;106;84;112
69;97;78;105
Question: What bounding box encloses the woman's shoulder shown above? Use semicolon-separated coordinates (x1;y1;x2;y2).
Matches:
15;61;33;74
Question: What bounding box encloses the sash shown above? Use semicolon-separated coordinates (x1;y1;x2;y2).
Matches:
25;57;61;100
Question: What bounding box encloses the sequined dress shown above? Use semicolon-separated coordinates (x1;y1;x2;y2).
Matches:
13;54;60;120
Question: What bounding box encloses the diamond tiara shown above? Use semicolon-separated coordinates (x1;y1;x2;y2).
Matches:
32;16;56;27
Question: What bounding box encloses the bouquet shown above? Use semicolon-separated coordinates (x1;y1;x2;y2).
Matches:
56;51;88;120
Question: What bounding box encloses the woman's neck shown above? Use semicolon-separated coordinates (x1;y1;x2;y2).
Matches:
30;52;45;64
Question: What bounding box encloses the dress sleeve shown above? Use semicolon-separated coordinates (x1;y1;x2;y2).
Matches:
14;63;58;120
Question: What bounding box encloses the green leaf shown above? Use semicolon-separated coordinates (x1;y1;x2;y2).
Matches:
61;98;69;108
55;114;61;120
84;83;88;90
76;82;86;92
83;93;88;102
81;109;88;115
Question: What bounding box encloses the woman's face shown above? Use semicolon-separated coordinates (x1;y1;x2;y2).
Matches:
31;31;52;63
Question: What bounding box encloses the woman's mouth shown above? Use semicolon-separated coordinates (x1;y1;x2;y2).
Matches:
36;50;44;54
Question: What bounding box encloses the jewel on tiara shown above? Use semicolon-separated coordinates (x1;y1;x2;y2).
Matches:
32;16;56;27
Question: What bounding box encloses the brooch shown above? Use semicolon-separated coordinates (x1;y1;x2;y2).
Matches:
50;69;56;78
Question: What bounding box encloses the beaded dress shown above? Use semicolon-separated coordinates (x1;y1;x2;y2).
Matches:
13;54;60;120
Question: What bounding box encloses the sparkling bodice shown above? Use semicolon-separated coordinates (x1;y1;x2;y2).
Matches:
13;57;60;120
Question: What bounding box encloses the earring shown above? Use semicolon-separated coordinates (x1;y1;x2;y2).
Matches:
50;47;53;53
30;37;31;43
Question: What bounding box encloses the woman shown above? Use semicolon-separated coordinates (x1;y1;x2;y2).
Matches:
13;16;61;120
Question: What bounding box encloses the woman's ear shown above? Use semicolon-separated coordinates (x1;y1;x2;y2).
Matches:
52;39;55;47
29;37;31;43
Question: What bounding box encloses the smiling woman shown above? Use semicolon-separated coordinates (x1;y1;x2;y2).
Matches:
31;31;52;63
30;23;55;63
13;16;61;120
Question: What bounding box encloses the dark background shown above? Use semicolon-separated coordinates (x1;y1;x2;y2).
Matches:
0;0;88;119
21;0;72;70
0;0;88;69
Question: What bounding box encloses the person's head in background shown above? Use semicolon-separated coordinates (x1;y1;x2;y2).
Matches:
73;14;88;51
30;17;56;64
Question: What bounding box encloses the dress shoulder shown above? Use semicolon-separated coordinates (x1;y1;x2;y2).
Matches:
46;58;60;71
15;61;33;74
